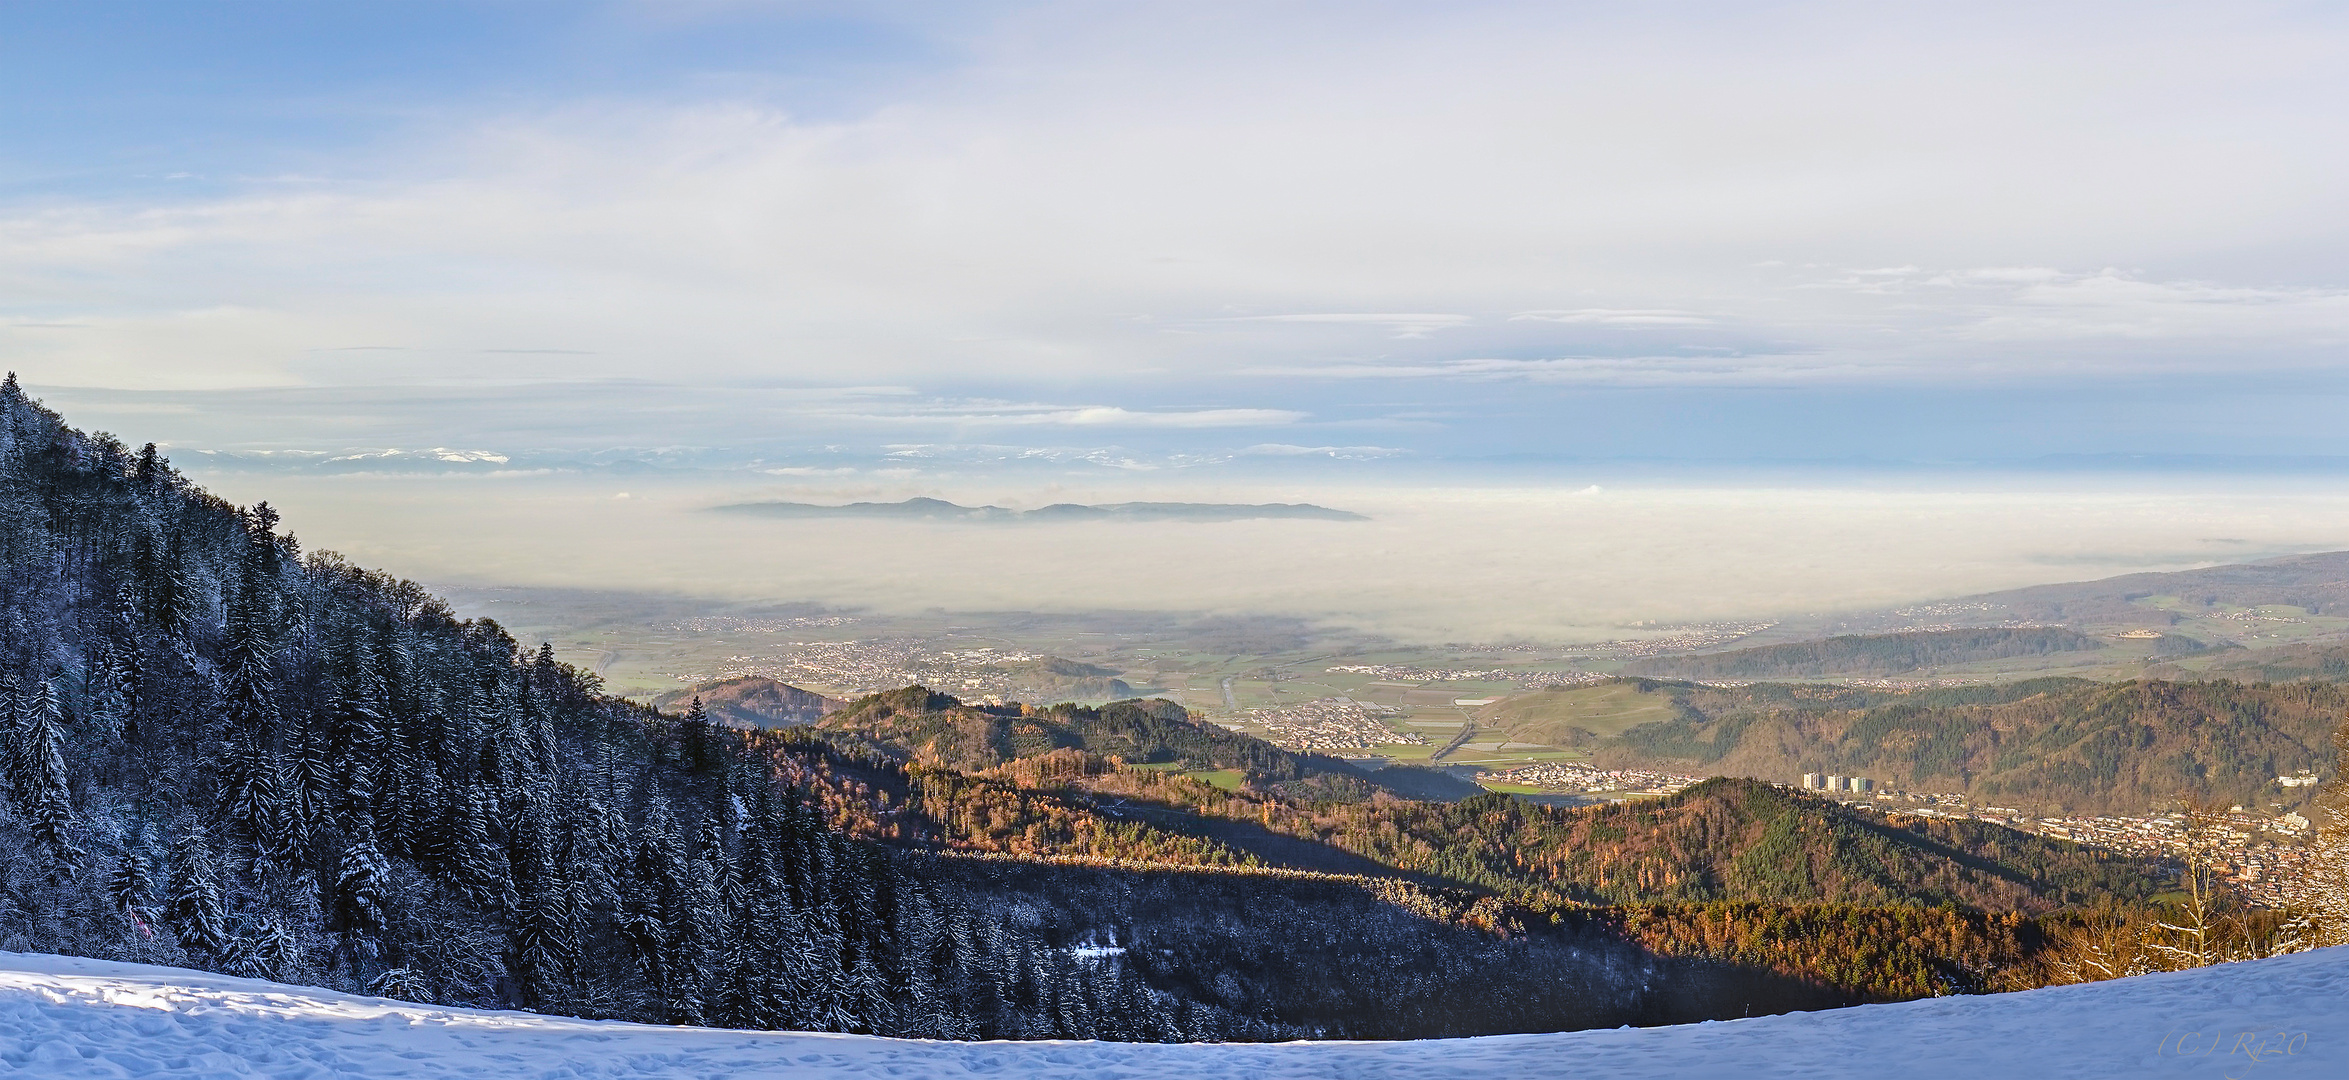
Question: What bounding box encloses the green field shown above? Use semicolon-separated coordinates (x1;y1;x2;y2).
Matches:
1478;781;1549;795
1474;681;1681;746
1183;768;1247;791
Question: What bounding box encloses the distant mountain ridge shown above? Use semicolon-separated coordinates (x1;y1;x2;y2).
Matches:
1625;627;2109;679
709;497;1367;523
1820;549;2349;634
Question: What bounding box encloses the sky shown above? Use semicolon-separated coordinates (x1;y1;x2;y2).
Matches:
9;2;2349;635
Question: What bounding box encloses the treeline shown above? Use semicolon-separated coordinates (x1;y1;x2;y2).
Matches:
1625;627;2107;680
1610;902;2045;1000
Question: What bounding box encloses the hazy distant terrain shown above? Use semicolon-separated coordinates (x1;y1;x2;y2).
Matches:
195;464;2349;646
1624;627;2108;680
712;497;1367;523
1796;550;2349;639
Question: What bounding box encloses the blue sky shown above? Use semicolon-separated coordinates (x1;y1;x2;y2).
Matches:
10;1;2349;473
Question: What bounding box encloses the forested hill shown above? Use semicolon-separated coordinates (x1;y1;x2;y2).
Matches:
1624;627;2107;680
813;686;1476;800
1585;677;2341;814
1422;778;2157;911
649;676;845;728
748;716;2164;915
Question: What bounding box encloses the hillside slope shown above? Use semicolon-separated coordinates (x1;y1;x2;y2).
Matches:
6;947;2341;1079
1579;678;2341;814
1947;549;2349;626
753;715;2166;915
1271;778;2161;912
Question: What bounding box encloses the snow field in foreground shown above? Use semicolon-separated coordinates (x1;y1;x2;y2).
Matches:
1;948;2344;1079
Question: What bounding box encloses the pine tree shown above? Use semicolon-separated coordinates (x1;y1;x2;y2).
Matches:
86;593;139;737
659;807;716;1025
374;626;428;859
218;540;291;862
226;913;303;982
713;798;788;1029
333;814;391;973
509;791;581;1012
132;524;193;637
284;711;332;855
164;832;229;959
9;677;85;867
618;814;671;1011
448;782;514;913
108;847;158;937
681;697;715;774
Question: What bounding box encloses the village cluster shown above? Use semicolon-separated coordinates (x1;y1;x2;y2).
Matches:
652;615;859;633
1478;759;2330;910
1839;784;2325;909
1324;664;1607;689
1485;761;1709;797
1242;697;1425;751
661;639;1052;699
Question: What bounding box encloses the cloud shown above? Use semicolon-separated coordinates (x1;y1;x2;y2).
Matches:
1230;313;1473;338
1511;309;1713;326
1243;353;1849;386
857;405;1308;428
1238;443;1408;459
1962;271;2349;345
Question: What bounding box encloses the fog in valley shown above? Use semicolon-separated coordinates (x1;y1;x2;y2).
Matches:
175;466;2349;642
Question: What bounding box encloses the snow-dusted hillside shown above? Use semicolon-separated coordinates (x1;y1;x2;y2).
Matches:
1;949;2342;1079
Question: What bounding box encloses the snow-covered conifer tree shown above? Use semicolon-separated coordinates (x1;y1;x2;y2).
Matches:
164;831;229;959
9;677;85;867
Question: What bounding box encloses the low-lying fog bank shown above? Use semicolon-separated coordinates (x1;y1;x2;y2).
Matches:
180;469;2349;642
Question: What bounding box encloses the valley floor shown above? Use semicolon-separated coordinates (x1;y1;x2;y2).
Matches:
3;949;2346;1079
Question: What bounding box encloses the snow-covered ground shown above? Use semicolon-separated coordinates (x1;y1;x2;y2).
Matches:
2;948;2342;1078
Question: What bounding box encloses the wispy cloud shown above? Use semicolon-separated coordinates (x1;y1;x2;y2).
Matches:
1511;309;1712;326
1246;354;1842;386
848;404;1307;428
1239;443;1408;459
1229;313;1473;338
